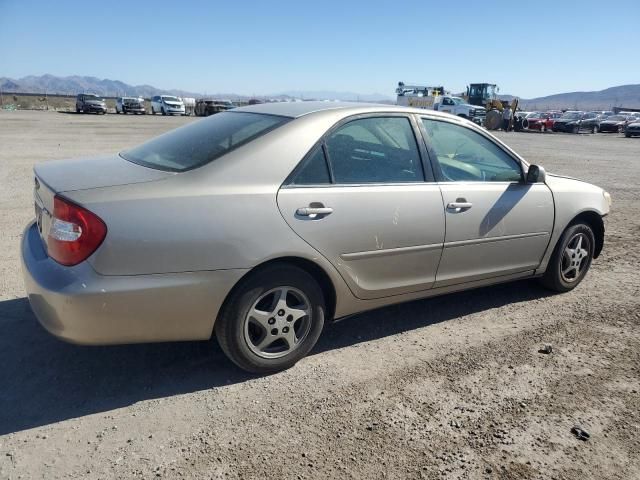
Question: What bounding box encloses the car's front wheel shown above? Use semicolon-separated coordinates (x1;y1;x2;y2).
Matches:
540;222;595;292
215;264;326;373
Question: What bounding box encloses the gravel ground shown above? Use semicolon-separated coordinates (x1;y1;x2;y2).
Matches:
0;110;638;480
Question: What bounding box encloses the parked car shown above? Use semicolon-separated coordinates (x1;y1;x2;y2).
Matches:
115;96;146;114
76;93;107;114
624;120;640;137
22;102;610;373
523;111;562;132
150;95;185;115
552;111;599;133
588;111;614;119
598;115;636;133
618;111;640;119
195;99;234;117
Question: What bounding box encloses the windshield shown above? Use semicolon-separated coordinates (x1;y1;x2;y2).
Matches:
120;112;290;172
162;96;180;102
607;115;626;121
561;112;582;120
85;95;104;102
450;97;464;105
528;112;542;118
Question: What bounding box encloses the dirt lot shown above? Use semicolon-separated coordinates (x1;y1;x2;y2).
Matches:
0;110;638;480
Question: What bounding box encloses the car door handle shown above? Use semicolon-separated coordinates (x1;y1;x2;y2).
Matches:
447;202;473;211
296;207;333;217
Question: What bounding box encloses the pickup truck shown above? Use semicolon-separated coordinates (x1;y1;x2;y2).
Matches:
433;96;486;125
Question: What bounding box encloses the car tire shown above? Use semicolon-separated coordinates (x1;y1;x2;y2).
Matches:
76;107;81;113
215;264;326;374
625;132;631;138
151;107;155;115
572;125;580;134
540;222;595;293
161;107;166;116
593;125;599;134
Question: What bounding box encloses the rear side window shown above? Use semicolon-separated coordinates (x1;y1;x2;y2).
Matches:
289;147;331;185
121;112;290;172
325;117;423;184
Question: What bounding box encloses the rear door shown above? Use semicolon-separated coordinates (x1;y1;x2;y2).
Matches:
277;114;445;300
419;116;554;287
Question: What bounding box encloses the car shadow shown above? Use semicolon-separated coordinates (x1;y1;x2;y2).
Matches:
0;280;552;435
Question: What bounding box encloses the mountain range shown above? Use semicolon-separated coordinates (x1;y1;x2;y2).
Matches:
1;74;639;109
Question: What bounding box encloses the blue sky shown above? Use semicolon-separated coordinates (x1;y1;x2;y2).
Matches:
1;0;639;98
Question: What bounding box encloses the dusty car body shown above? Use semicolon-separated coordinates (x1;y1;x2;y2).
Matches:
625;120;640;137
76;93;107;114
524;111;562;132
598;115;635;133
194;99;234;117
22;102;610;373
115;96;146;114
552;111;600;133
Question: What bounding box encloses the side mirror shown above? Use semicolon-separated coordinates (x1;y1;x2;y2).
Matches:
526;164;546;183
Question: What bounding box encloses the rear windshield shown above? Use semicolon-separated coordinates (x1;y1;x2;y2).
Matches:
120;112;290;172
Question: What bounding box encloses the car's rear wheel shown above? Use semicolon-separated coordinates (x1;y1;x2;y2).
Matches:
161;107;166;115
215;264;326;374
540;223;595;292
572;125;580;134
592;125;599;134
151;107;155;115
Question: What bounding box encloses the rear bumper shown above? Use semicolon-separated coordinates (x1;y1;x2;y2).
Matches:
21;222;247;345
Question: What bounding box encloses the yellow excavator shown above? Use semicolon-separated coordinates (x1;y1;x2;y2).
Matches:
464;83;519;130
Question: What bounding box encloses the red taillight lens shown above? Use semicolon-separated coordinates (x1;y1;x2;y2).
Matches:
48;195;107;266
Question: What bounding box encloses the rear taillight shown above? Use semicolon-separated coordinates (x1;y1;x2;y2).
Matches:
48;195;107;266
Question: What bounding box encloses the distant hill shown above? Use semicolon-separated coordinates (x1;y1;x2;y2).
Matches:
0;74;392;102
519;84;640;110
0;74;201;98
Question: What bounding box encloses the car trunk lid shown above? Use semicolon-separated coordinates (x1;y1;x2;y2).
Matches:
34;154;174;193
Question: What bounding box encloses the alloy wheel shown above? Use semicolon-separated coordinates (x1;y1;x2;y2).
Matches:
243;287;312;359
560;233;591;283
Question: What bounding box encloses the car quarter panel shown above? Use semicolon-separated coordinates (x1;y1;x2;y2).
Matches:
21;222;247;343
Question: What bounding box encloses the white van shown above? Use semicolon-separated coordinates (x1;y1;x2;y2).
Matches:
150;95;185;115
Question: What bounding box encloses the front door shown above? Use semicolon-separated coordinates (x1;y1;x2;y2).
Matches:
277;115;445;300
419;117;554;287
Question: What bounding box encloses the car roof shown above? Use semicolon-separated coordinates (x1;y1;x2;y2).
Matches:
233;100;454;119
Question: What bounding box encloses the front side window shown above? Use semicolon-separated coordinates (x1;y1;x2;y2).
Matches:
421;119;522;182
324;117;423;184
121;112;290;172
